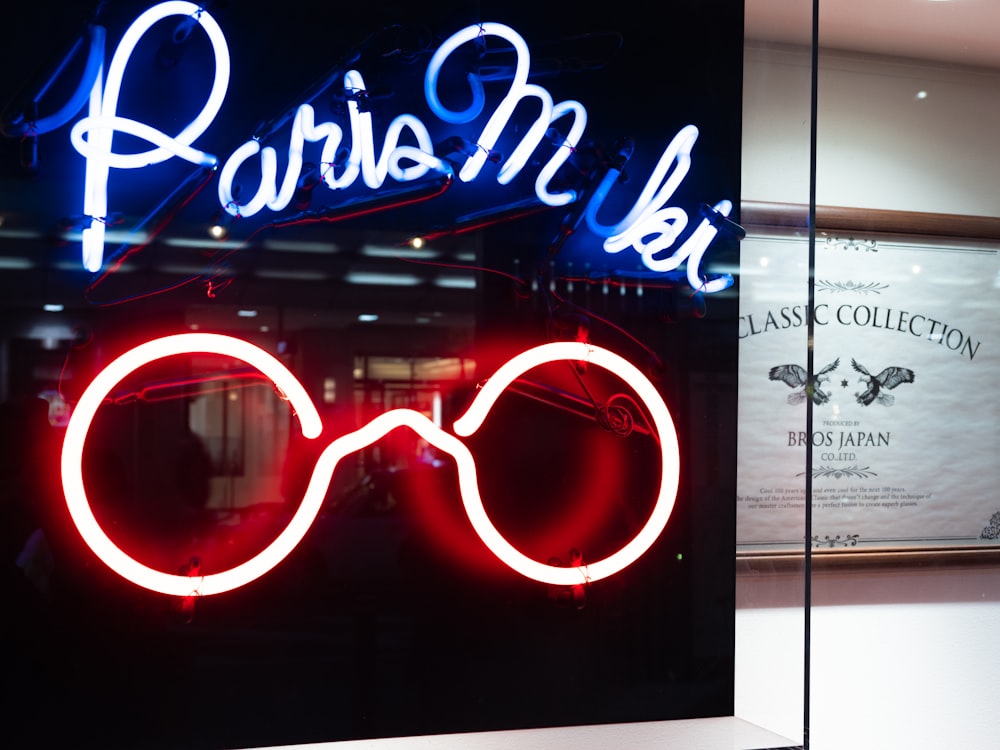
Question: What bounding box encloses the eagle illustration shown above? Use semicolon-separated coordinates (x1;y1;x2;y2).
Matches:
851;359;915;406
768;359;840;405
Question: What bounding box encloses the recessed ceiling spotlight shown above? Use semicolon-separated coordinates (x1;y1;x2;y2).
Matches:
43;303;64;312
208;223;230;240
915;90;928;100
358;313;379;322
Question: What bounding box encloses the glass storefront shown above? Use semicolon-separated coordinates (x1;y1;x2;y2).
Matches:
740;1;1000;748
1;2;996;749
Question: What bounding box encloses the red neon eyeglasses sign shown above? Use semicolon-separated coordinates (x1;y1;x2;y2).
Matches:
60;334;680;597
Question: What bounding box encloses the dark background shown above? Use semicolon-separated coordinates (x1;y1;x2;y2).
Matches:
1;1;744;747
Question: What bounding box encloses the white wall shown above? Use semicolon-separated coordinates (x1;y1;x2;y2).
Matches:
735;566;1000;749
739;43;1000;750
743;44;1000;215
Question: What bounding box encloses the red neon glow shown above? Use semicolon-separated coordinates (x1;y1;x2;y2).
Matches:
61;334;679;596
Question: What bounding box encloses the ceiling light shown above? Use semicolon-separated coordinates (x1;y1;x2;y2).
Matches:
344;271;422;286
163;236;244;249
434;275;477;289
360;244;438;260
254;269;329;281
0;228;43;239
154;264;207;275
0;257;33;270
60;228;149;245
261;239;339;253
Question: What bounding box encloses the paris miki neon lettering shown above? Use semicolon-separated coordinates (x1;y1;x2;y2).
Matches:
70;1;734;292
61;334;681;596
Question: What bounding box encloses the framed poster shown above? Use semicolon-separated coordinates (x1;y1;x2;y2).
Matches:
736;204;1000;559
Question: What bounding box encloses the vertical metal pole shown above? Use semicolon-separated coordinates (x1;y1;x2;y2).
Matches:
804;1;820;747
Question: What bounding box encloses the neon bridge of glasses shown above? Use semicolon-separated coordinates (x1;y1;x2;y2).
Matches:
60;333;680;598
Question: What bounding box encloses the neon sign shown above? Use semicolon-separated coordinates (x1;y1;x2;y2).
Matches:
61;334;679;597
70;1;230;273
69;2;734;291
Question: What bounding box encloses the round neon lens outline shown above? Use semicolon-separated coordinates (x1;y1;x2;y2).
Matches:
452;341;680;586
61;334;679;595
60;334;320;597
